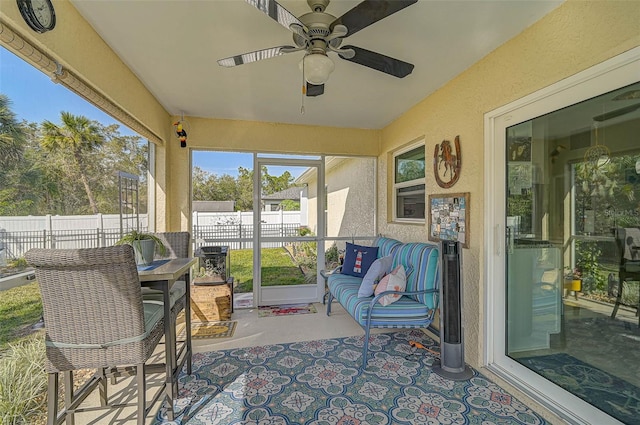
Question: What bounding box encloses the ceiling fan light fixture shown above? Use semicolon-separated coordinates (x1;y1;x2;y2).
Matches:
299;53;334;85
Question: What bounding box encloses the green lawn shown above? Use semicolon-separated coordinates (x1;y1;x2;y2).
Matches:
232;247;307;293
0;248;305;348
0;282;43;351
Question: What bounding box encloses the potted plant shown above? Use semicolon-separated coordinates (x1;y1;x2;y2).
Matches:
115;230;166;266
563;267;583;298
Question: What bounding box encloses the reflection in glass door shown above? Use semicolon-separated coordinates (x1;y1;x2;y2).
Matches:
254;156;324;306
504;82;640;424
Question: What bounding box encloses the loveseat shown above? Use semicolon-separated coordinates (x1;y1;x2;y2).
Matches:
326;236;441;369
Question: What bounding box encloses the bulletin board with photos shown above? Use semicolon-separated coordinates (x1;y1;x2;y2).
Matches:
428;192;470;248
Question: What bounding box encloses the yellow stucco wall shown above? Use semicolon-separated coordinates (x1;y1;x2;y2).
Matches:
379;0;640;368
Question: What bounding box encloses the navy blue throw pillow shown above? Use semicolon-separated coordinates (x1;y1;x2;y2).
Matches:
342;242;379;278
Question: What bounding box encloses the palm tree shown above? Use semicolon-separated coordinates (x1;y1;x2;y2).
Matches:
0;94;25;168
40;112;105;213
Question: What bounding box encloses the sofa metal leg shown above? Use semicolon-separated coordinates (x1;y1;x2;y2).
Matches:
362;326;371;370
326;292;333;316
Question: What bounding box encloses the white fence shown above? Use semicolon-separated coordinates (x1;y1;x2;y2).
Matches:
0;212;302;259
0;214;149;232
193;211;300;226
0;211;300;232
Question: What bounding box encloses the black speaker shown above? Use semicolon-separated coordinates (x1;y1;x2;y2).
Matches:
434;241;473;380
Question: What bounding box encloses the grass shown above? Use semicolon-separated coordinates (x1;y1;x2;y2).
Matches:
0;282;46;423
0;337;47;425
232;247;307;293
0;283;43;352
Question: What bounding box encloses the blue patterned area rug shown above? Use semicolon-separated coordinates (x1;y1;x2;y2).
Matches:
154;330;547;424
520;353;639;424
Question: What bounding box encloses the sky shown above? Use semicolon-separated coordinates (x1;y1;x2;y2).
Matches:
0;48;304;179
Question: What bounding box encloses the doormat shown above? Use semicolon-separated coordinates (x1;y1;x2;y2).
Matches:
258;303;317;317
234;293;254;309
519;352;640;424
177;320;236;340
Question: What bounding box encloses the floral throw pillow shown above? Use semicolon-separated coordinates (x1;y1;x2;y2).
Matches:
374;264;407;306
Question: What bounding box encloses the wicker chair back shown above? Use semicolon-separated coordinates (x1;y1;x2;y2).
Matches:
26;245;162;372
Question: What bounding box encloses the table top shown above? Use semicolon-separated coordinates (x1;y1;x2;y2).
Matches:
138;257;197;282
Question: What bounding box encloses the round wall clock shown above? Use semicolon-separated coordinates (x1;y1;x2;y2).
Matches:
16;0;56;33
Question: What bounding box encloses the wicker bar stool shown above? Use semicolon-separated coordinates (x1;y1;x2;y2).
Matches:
143;231;191;322
141;231;192;373
26;245;166;425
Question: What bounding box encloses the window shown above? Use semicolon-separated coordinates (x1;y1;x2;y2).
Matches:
393;142;425;221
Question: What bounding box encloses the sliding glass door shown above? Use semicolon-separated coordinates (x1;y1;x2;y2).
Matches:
486;50;640;424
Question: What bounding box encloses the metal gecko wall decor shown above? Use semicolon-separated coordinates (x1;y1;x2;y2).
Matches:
433;135;462;188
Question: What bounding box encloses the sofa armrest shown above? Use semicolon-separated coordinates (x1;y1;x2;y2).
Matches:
321;265;343;279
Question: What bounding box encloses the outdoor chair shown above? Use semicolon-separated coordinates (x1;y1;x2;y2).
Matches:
141;231;192;372
611;227;640;326
25;245;166;425
141;231;191;322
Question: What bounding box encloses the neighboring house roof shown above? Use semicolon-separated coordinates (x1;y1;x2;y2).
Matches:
262;187;301;201
192;201;235;212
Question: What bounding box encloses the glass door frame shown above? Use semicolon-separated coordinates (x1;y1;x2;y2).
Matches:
484;47;640;425
252;154;325;306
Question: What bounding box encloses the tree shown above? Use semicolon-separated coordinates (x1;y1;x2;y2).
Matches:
0;94;25;169
40;112;105;213
280;199;300;211
191;165;298;212
397;158;424;182
236;167;254;211
263;169;293;195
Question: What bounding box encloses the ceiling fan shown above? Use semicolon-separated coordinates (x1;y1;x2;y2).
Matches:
217;0;416;97
592;89;640;122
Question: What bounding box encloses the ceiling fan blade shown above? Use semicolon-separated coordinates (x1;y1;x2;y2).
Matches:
593;103;640;122
612;90;640;101
332;0;418;37
340;45;414;78
306;83;324;97
245;0;303;32
217;46;296;67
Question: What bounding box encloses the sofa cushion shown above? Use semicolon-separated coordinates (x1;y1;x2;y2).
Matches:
328;277;433;327
390;242;440;307
374;264;406;306
358;255;393;298
342;242;378;278
373;236;403;259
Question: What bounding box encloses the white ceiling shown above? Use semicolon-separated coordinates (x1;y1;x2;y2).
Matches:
70;0;564;130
